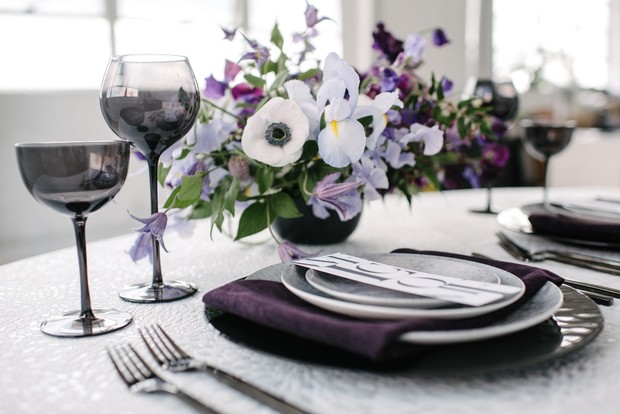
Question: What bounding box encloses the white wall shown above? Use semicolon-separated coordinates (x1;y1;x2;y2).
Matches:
0;91;149;264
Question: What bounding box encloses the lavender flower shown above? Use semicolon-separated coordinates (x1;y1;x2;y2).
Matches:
309;173;362;221
221;26;237;40
304;1;331;28
403;33;427;66
440;77;453;94
277;241;315;263
239;34;270;68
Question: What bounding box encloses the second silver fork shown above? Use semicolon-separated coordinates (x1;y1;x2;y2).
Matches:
140;324;310;414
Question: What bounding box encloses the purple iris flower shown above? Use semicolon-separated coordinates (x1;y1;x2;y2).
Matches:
372;23;404;63
380;68;400;92
432;28;450;46
128;212;168;263
309;173;362;221
277;241;315;263
350;157;389;201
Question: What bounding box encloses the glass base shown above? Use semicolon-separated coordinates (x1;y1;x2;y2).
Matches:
470;207;500;215
40;309;133;337
119;280;197;303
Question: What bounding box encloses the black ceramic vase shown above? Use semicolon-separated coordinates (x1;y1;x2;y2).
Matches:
272;197;362;245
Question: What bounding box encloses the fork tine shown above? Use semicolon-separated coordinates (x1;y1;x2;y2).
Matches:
107;347;134;387
139;327;169;366
154;324;191;359
498;239;527;261
496;232;530;259
125;344;157;380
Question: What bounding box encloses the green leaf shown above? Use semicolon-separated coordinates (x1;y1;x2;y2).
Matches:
163;186;181;209
223;178;240;215
256;167;274;194
244;73;266;89
269;192;302;218
299;140;319;162
158;164;171;186
270;23;284;49
178;175;203;201
298;68;317;81
270;69;289;92
190;201;213;219
235;202;270;240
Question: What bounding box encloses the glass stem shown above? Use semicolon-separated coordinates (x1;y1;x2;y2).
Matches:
542;155;550;206
485;187;493;212
147;159;164;287
72;214;94;320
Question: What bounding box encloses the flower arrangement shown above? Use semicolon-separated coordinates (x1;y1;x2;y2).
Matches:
129;3;508;262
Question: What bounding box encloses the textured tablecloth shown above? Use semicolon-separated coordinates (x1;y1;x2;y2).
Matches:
2;187;620;414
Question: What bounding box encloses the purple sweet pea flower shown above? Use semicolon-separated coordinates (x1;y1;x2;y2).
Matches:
350;157;389;201
224;60;242;83
128;212;169;263
380;68;400;92
204;75;226;99
309;173;362;221
403;33;427;66
372;23;404;63
277;241;315;263
441;76;453;94
432;28;450;46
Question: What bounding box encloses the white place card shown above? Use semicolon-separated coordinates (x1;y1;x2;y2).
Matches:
293;253;523;307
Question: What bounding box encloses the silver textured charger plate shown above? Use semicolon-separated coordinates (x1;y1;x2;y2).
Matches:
281;254;525;320
304;253;501;308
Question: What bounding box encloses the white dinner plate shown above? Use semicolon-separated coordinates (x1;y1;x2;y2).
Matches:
399;281;563;344
281;254;525;320
304;253;501;308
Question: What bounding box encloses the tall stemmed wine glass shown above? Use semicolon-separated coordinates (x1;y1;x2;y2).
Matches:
462;78;519;214
100;54;201;303
521;119;576;206
15;141;132;337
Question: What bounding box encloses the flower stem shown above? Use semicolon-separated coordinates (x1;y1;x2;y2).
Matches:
201;98;244;122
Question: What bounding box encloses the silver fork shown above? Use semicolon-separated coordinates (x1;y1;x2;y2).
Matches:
140;324;310;414
107;344;218;414
496;232;620;275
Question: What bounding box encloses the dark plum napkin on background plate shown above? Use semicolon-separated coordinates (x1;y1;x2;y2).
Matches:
524;203;620;244
203;250;563;361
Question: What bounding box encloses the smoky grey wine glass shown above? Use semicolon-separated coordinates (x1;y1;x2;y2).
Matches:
99;54;201;303
15;141;132;337
521;119;576;206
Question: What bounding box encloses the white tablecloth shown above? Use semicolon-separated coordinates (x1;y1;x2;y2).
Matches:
2;187;620;414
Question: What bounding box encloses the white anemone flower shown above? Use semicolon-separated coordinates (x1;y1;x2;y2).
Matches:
318;98;366;168
403;123;444;155
241;97;310;167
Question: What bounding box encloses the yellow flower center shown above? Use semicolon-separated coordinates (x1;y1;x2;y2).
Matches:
330;120;339;138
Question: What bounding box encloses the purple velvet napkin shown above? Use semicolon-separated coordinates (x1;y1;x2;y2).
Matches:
525;204;620;244
203;250;563;361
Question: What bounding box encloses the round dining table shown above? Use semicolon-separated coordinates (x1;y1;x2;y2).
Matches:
2;186;620;414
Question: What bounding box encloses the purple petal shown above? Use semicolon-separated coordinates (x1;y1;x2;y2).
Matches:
433;28;450;46
277;241;315;263
128;232;152;263
204;75;227;99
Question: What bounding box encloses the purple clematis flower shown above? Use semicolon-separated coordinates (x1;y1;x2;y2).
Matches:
380;68;400;92
277;241;315;263
304;1;331;28
128;212;168;263
403;33;427;66
433;28;450;46
221;26;237;41
239;34;270;68
309;173;362;221
441;76;453;94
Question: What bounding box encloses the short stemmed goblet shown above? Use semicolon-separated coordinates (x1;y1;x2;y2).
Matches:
521;119;576;206
15;141;132;337
462;78;519;214
99;54;201;303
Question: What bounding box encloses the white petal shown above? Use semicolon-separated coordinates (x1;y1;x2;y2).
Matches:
284;80;313;103
318;118;366;168
322;52;360;111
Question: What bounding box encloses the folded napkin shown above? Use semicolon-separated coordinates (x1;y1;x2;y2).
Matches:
203;250;563;361
526;204;620;244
